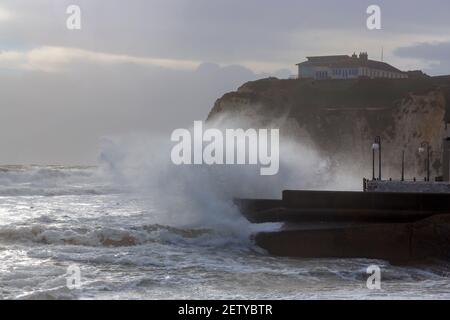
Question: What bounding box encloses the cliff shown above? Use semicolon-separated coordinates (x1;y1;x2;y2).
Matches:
207;76;450;181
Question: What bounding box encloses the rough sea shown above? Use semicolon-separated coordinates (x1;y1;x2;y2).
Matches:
1;164;450;300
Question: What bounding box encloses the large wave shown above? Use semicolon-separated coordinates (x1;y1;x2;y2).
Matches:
96;114;362;238
0;114;362;245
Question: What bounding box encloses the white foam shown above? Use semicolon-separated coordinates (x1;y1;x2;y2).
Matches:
96;115;361;241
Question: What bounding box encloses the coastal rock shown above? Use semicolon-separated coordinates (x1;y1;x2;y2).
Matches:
208;77;450;179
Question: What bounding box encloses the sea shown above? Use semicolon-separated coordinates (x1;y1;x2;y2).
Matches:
1;161;450;299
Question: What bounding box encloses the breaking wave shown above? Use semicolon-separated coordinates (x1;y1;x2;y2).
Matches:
0;223;251;248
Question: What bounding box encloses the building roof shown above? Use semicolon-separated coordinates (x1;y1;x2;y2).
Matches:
296;55;405;73
305;55;349;63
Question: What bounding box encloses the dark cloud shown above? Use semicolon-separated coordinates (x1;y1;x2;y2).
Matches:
395;42;450;61
1;0;450;163
394;42;450;75
3;0;450;64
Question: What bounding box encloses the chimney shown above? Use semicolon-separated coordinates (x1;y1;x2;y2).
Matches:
359;52;368;61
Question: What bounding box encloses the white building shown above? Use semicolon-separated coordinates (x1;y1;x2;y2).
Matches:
296;52;408;80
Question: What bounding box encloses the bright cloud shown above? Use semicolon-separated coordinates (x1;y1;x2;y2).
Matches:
0;6;13;21
0;46;201;72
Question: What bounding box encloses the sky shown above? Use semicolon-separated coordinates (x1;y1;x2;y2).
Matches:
1;0;450;164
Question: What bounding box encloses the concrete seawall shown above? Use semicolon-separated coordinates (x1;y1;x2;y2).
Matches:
235;190;450;264
255;215;450;264
238;190;450;223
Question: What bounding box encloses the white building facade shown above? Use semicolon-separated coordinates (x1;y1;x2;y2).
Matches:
297;53;408;80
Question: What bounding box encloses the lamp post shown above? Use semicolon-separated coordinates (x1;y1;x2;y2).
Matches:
418;141;430;182
372;136;381;180
401;150;405;181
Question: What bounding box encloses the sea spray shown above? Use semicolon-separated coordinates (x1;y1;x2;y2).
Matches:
97;114;347;241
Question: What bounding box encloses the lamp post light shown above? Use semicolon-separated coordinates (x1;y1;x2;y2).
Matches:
418;141;430;182
372;136;381;181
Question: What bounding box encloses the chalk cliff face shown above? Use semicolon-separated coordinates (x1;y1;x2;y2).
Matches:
207;76;450;181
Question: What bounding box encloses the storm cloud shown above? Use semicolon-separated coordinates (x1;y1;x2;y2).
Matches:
1;0;449;164
394;41;450;75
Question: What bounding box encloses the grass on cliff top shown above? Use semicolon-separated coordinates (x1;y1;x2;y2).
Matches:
238;76;448;110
